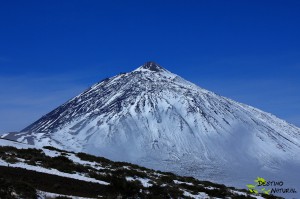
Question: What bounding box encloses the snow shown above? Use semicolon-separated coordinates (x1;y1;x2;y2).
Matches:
126;177;152;187
231;190;265;199
173;180;194;186
0;138;33;149
37;190;97;199
0;138;109;185
67;153;105;170
42;149;61;157
0;158;109;185
204;186;217;190
3;62;300;198
182;190;209;199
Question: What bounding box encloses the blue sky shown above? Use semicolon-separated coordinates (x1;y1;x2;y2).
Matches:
0;0;300;133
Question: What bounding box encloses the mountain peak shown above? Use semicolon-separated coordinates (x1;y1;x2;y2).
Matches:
138;61;165;72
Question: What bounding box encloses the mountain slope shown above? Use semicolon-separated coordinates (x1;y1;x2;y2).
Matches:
1;138;275;199
2;62;300;198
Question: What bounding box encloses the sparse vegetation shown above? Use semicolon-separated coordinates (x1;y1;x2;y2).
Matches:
0;145;283;199
0;177;37;199
77;152;111;165
43;146;72;154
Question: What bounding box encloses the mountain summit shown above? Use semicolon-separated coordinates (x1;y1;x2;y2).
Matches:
138;61;166;72
3;62;300;193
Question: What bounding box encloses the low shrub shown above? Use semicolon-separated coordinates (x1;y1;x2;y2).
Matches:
5;156;19;164
43;146;70;153
0;177;37;199
76;152;111;164
109;176;143;197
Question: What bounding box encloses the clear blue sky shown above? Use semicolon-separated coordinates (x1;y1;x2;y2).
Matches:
1;0;300;133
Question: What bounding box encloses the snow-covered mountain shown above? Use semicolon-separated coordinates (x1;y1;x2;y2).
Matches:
3;62;300;197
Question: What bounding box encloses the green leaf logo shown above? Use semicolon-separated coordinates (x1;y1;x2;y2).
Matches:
246;177;270;195
255;177;266;186
247;184;256;189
